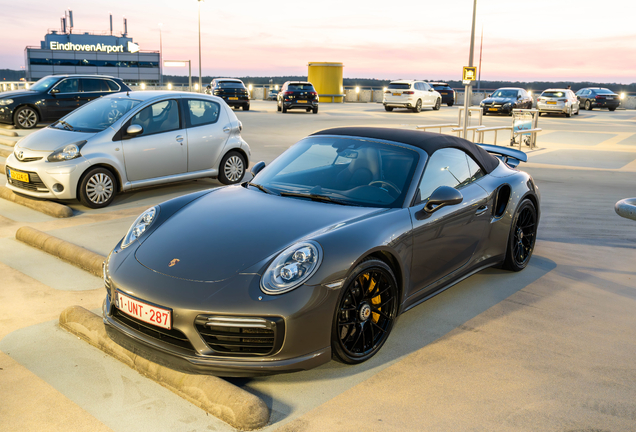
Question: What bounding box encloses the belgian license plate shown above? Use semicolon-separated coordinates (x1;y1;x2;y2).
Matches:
116;291;172;330
488;107;498;111
298;100;307;103
547;101;557;105
228;97;239;100
9;169;29;183
392;93;401;96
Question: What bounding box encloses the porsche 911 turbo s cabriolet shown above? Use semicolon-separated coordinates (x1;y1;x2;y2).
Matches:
102;127;540;377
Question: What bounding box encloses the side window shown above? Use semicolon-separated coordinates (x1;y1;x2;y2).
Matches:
55;78;79;93
422;83;430;91
105;80;120;92
81;79;106;92
130;100;180;136
186;99;220;127
416;148;473;203
466;155;485;181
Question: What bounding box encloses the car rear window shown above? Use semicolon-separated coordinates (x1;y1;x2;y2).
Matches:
288;84;315;91
542;91;566;98
594;88;615;95
432;85;452;90
388;83;411;90
217;81;246;89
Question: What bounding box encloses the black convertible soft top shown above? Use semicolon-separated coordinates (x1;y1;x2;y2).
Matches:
311;127;499;174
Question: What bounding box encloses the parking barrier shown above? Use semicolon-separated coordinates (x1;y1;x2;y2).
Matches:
59;306;270;430
615;198;636;221
0;187;74;218
0;129;18;137
16;226;102;275
0;147;11;158
0;137;17;147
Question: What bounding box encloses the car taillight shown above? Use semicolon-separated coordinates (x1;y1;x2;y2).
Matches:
403;91;414;94
310;91;317;96
283;91;293;96
595;95;605;99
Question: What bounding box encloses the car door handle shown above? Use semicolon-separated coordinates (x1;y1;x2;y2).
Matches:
176;135;184;143
223;126;231;133
475;205;488;215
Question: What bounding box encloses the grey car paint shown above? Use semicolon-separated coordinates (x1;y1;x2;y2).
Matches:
102;134;540;377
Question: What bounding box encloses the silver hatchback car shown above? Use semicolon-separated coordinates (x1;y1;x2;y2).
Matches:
536;88;580;117
5;91;251;208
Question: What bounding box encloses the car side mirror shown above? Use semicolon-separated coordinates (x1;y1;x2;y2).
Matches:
50;88;59;95
126;124;143;136
417;186;463;219
251;161;266;177
517;95;522;99
428;88;433;92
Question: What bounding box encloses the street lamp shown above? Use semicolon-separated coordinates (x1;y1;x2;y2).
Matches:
198;0;204;93
158;23;163;86
462;0;477;140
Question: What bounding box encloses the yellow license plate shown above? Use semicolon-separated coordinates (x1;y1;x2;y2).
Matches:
298;100;307;103
547;101;557;105
488;108;498;111
228;97;239;100
392;93;401;96
9;169;29;182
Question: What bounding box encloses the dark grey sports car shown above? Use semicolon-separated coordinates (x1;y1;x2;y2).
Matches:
102;127;540;377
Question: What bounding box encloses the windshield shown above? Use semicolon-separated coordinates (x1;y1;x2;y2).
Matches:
29;76;61;92
51;97;142;133
217;81;245;89
252;136;419;208
542;91;566;98
491;89;519;98
388;83;411;90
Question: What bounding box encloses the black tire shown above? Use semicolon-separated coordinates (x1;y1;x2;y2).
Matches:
447;102;453;107
332;259;399;365
312;106;318;114
412;99;422;113
218;150;246;185
282;104;287;113
14;106;39;129
243;104;250;111
565;107;571;118
277;99;281;112
433;98;441;110
609;107;616;112
78;167;117;209
306;108;311;112
585;100;592;110
574;105;580;115
384;105;393;112
502;199;537;272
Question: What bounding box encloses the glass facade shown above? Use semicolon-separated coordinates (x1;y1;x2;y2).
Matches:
30;58;159;68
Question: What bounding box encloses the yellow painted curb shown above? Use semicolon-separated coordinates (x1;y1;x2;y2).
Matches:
0;137;16;146
16;226;104;277
59;306;270;430
0;186;74;218
0;129;18;137
0;147;11;158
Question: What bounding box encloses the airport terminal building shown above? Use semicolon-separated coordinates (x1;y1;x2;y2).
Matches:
25;18;160;84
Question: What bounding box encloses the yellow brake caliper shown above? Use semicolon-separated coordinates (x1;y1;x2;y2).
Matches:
364;273;381;323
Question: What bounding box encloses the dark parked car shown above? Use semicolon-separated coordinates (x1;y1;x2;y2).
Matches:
267;88;279;101
0;75;129;129
429;82;455;106
277;81;319;113
480;87;533;115
103;127;540;377
575;88;620;111
209;78;250;111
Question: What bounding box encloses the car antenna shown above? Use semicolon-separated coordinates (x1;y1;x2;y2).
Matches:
127;90;129;96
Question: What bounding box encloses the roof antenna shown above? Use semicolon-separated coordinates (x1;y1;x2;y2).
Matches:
126;90;129;96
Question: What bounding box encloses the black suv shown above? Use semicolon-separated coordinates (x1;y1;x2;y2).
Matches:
277;81;319;114
428;82;455;106
208;78;250;110
0;75;129;129
575;88;620;111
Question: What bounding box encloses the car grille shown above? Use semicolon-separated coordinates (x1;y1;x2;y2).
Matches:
111;306;196;353
5;166;48;193
195;315;284;357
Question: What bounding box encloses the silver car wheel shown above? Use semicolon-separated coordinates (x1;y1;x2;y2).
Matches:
86;173;114;204
224;156;244;182
17;108;37;128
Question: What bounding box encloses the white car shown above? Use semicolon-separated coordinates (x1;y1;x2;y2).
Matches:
536;89;580;117
5;91;250;208
383;80;441;113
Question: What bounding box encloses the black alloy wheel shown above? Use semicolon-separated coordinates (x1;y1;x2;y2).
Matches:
503;200;537;271
585;100;592;110
433;98;441;110
243;104;250;111
332;259;399;364
447;102;454;107
412;99;422;113
384;105;393;112
14;106;39;129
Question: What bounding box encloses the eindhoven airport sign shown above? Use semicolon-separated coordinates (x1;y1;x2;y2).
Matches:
49;41;140;54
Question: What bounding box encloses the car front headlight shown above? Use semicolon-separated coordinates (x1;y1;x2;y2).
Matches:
121;207;158;249
47;141;87;162
0;99;14;106
261;240;322;295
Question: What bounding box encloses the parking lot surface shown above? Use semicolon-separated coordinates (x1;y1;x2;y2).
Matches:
1;101;636;431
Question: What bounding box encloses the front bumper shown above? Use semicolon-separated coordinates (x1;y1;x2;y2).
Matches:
4;153;89;200
482;105;513;114
0;105;15;124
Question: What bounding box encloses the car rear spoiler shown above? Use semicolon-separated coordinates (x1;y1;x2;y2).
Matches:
477;144;527;168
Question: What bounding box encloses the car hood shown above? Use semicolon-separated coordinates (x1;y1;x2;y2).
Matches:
483;97;516;104
0;90;36;100
17;127;96;152
135;186;385;282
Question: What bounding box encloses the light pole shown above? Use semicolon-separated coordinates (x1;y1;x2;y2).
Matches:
159;23;163;86
462;0;477;140
198;0;204;93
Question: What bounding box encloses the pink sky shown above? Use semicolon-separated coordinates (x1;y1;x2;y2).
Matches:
2;0;635;83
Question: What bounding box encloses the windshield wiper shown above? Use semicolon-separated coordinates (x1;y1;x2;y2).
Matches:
247;182;279;196
57;120;74;131
279;191;355;206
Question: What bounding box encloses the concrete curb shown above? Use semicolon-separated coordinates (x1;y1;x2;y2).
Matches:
16;226;104;277
0;129;18;137
0;147;11;158
0;186;74;218
59;306;270;431
0;136;16;146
